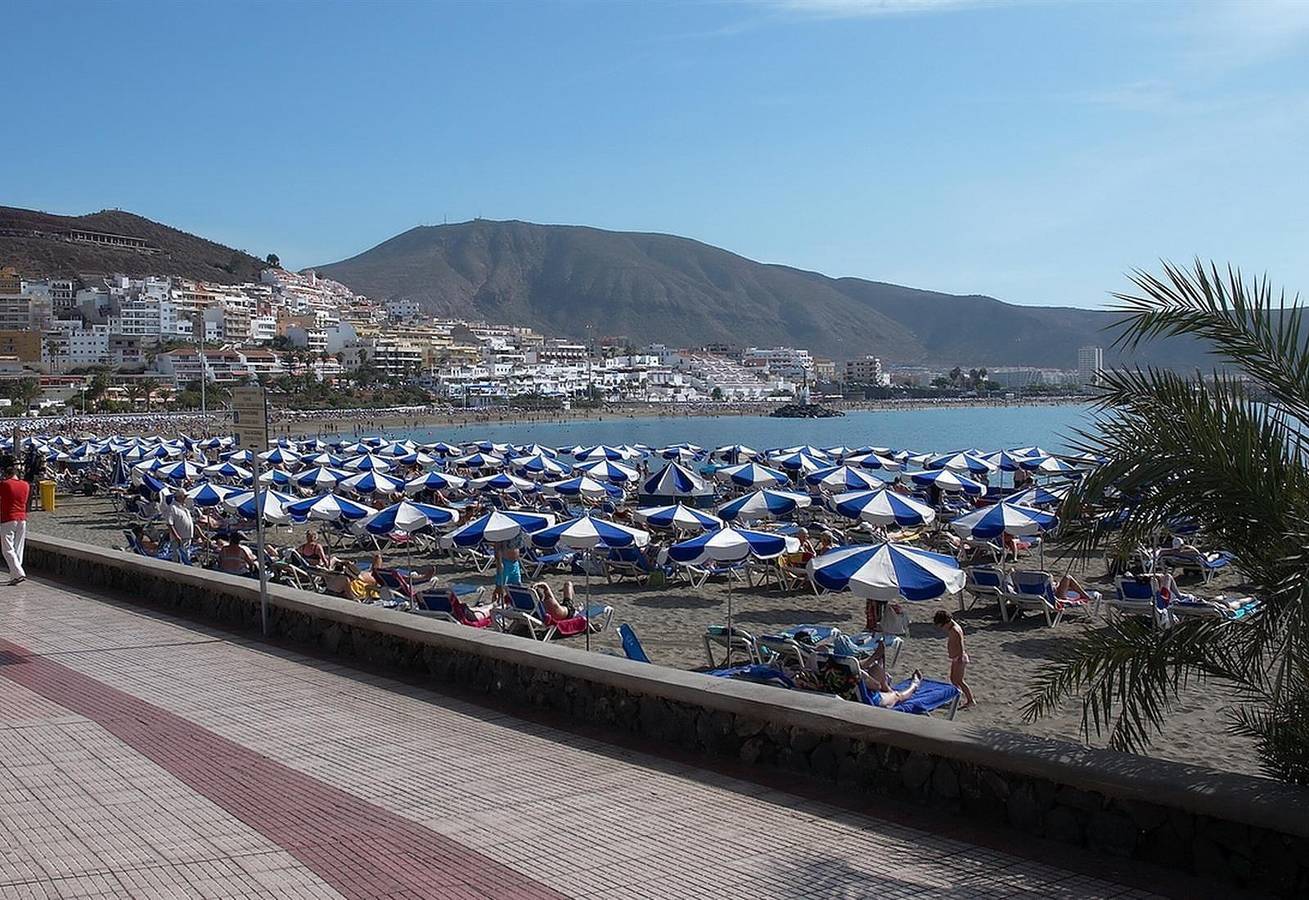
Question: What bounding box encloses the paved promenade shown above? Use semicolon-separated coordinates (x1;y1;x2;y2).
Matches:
0;578;1168;899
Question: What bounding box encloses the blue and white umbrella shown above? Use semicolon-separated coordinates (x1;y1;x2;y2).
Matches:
711;444;760;464
532;513;650;550
1008;484;1069;508
657;445;700;462
377;441;418;458
717;489;811;523
343;453;393;473
294;465;352;490
339;470;405;495
909;468;986;495
444;509;555;547
642;462;708;497
404;470;468;494
577;459;641;484
511;453;572;478
203;461;253;481
185;482;238;508
810;542;965;602
425;441;464;458
980;450;1028;472
257;468;297;488
634;502;723;533
515;443;557;458
926;451;997;476
259;447;301;467
470;471;537;494
1021;455;1081;475
668;526;791;646
714;462;790;488
222;449;255;464
396;451;439;467
829;488;937;527
805;465;886;493
950;501;1058;540
223;489;296;524
452;451;504;470
360;499;459;535
544;474;616;501
1011;445;1052;458
155;459;204;482
574;444;635;462
777;444;832;461
475;440;512;455
767;450;826;475
285;492;374;523
846;452;903;471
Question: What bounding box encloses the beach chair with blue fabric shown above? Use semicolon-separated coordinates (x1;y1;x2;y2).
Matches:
412;584;491;626
603;545;652;585
702;625;772;667
758;625;841;673
705;664;797;690
1004;570;1093;627
523;546;574;579
1169;594;1263;622
964;564;1007;617
1157;549;1236;584
1108;576;1163;626
856;677;961;719
687;559;746;589
494;583;613;641
619;623;652;663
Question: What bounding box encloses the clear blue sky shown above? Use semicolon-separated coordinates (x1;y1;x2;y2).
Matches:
6;0;1309;308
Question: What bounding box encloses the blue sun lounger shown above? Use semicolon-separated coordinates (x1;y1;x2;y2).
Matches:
858;678;961;718
619;623;652;663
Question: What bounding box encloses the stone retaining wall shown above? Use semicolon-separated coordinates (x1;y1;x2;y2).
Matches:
27;535;1309;895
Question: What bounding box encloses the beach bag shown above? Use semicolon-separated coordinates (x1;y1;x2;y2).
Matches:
646;569;667;588
882;603;910;636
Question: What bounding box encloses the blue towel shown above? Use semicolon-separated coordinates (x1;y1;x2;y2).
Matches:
706;665;796;689
888;678;959;715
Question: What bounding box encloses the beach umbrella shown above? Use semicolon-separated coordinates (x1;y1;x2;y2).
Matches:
258;447;300;467
471;471;537;494
294;466;351;491
711;444;760;464
138;472;166;496
1022;455;1081;475
544;474;615;501
668;525;790;661
950;501;1058;540
224;489;295;524
717;488;811;523
980;450;1028;472
338;441;372;455
1011;446;1052;458
714;462;790;488
395;451;440;467
909;468;986;496
403;470;468;494
574;444;629;462
360;499;459;535
475;440;512;455
533;512;650;650
258;468;297;488
1008;484;1069;508
425;441;464;457
377;441;419;458
576;459;641;484
198;436;229;451
767;450;826;475
452;451;504;470
339;470;404;495
658;445;701;462
185;482;238;508
809;542;965;602
634;502;723;533
926;451;997;476
222;449;255;464
642;462;709;497
109;453;129;487
285;492;374;523
829;488;937;527
155;459;204;482
343;453;393;473
203;461;253;481
805;465;887;493
511;453;572;478
778;444;832;461
515;442;558;458
444;509;555;547
846;452;903;472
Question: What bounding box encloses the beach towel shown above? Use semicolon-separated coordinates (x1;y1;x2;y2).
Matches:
886;678;959;715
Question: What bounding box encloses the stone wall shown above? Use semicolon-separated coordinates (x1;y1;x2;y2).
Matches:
27;535;1309;895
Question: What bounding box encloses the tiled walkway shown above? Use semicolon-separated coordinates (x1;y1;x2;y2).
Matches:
0;578;1164;899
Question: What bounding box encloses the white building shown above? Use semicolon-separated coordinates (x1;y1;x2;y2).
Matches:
1078;346;1104;386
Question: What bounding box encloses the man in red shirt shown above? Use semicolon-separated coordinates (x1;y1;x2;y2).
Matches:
0;459;30;585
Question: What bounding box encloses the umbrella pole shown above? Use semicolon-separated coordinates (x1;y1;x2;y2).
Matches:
725;576;733;666
584;550;592;652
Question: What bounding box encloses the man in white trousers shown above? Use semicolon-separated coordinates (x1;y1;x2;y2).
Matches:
1;459;30;585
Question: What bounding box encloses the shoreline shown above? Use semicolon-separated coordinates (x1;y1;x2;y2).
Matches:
270;396;1090;438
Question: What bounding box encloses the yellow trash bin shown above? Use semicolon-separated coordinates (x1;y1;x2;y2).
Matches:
40;479;56;512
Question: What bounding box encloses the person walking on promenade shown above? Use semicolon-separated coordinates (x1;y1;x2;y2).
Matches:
1;459;30;585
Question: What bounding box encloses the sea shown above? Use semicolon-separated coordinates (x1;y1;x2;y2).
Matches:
382;404;1096;455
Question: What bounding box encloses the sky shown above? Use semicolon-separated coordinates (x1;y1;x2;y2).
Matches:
6;0;1309;309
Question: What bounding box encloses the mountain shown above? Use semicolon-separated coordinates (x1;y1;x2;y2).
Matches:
316;219;1206;368
0;206;267;284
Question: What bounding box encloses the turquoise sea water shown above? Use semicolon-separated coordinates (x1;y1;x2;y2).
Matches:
383;404;1095;454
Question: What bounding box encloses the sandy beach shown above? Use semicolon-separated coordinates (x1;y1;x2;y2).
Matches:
32;491;1262;779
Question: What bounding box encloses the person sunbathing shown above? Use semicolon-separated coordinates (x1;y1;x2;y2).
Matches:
216;533;257;576
297;530;334;569
531;581;577;620
1054;573;1100;605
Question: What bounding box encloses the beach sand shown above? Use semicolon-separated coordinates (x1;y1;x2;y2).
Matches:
32;493;1262;779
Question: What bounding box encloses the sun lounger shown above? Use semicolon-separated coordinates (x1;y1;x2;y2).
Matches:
686;560;746;588
619;623;651;663
964;565;1006;616
413;585;492;626
604;546;652;584
494;583;613;641
1169;594;1262;621
1157;550;1235;583
857;677;961;719
702;624;771;667
1109;576;1163;626
705;665;797;689
1005;570;1094;627
758;625;841;672
524;548;575;579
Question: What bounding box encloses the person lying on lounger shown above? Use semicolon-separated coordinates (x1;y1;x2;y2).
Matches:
1055;573;1100;605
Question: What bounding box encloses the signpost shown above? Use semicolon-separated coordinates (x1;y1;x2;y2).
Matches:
231;386;271;636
